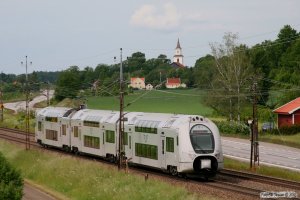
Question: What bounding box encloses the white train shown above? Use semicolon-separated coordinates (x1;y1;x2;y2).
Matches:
35;107;223;177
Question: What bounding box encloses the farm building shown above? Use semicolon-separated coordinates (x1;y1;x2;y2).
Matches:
165;78;186;89
146;84;153;90
129;77;145;89
273;97;300;128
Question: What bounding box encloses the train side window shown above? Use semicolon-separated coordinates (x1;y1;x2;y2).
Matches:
177;136;178;146
105;130;115;143
135;143;157;160
62;125;66;135
38;121;42;131
123;132;128;145
166;137;174;152
129;136;131;149
74;126;79;137
162;140;164;154
103;132;104;144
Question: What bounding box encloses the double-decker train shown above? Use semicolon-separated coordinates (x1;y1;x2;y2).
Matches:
35;107;223;177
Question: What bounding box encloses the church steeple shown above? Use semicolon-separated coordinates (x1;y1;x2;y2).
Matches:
173;38;184;66
176;38;181;49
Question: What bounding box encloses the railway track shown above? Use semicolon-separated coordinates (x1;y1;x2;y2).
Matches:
0;127;299;199
0;127;38;147
220;169;300;191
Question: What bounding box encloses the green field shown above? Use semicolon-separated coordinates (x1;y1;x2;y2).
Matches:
0;140;216;200
86;89;213;116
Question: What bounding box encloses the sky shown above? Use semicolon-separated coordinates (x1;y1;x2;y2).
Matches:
0;0;299;74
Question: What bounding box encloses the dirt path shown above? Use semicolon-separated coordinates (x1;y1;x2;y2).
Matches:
22;182;58;200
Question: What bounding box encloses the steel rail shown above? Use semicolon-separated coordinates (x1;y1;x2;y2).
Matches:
221;169;300;191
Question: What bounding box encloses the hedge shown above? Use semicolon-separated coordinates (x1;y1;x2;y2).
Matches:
214;121;250;135
267;124;300;135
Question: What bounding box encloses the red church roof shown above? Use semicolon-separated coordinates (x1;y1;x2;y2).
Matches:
167;78;181;84
273;97;300;114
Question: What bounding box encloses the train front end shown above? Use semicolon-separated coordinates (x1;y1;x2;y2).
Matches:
178;116;223;177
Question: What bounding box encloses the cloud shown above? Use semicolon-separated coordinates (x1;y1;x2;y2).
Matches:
130;3;181;31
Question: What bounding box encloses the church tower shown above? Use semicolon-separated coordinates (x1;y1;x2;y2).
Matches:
173;38;184;65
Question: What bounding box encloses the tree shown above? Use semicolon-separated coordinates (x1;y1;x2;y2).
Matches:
54;66;81;101
207;33;254;121
194;54;215;88
126;52;146;73
0;152;23;200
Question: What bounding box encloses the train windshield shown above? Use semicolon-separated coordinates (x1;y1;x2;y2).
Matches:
190;124;215;154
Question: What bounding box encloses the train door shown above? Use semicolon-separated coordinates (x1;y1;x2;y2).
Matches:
101;129;105;156
125;131;133;159
61;120;69;147
160;135;166;169
71;123;81;153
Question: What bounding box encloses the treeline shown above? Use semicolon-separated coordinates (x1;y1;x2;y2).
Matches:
1;25;299;120
0;71;59;94
54;54;195;100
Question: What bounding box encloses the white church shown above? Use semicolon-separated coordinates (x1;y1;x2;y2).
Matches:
171;38;185;68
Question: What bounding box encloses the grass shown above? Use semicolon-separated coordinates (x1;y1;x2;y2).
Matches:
259;133;300;149
0;109;35;133
224;157;300;182
0;139;216;200
86;89;213;116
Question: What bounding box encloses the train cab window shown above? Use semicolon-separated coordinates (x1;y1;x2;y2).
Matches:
166;137;174;152
190;124;215;154
38;121;42;131
74;126;79;137
62;125;66;135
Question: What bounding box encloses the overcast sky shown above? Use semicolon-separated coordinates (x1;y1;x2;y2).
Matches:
0;0;299;74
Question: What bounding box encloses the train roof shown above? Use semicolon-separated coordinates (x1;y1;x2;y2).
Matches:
71;109;119;123
38;107;208;128
36;107;74;118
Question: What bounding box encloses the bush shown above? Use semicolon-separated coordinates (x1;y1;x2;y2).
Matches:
0;152;23;200
214;120;250;135
268;124;300;135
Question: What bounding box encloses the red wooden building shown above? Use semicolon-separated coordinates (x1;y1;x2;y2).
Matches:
273;97;300;128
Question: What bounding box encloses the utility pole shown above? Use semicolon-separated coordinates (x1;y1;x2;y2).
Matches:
118;48;124;170
46;81;50;106
253;81;259;168
21;56;32;150
0;72;3;122
250;80;259;170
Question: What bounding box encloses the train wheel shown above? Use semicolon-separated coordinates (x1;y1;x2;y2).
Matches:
170;166;178;176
